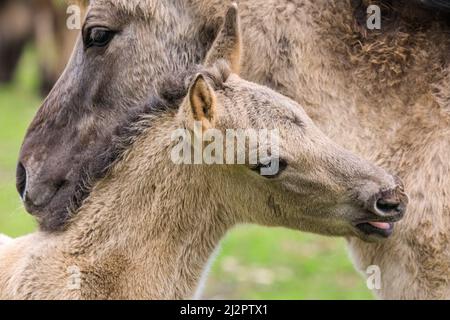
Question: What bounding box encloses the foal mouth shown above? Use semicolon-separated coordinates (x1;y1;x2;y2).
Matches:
353;212;404;239
355;221;395;238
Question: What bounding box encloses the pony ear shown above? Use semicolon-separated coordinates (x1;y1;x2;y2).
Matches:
186;74;217;128
205;3;242;74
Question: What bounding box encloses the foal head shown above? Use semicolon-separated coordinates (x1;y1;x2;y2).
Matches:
169;17;408;241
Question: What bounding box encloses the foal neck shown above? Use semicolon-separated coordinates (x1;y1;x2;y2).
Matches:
63;115;233;299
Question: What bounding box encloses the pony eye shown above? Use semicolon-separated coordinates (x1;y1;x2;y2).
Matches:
84;27;115;49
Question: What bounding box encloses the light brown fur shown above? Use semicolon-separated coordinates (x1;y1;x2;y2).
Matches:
218;0;450;299
0;12;405;299
10;0;450;299
89;0;450;299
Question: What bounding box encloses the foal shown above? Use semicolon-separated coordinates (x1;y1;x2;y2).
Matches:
0;23;406;298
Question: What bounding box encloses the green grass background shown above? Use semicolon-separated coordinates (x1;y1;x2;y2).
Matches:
0;49;373;299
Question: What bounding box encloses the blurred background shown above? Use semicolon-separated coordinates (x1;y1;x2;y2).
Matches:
0;0;373;300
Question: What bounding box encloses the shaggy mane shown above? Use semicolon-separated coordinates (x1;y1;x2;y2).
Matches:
319;0;450;97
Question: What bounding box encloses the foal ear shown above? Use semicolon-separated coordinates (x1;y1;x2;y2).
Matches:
205;3;242;74
187;74;217;128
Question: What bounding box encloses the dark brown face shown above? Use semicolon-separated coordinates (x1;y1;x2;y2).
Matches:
17;2;215;231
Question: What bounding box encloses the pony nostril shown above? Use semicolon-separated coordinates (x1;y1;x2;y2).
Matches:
375;198;402;216
16;162;27;199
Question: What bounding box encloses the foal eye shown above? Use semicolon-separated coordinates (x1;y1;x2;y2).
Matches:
84;27;116;49
250;158;288;178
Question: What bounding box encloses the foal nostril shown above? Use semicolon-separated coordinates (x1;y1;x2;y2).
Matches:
16;162;27;199
375;198;402;215
375;199;401;213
